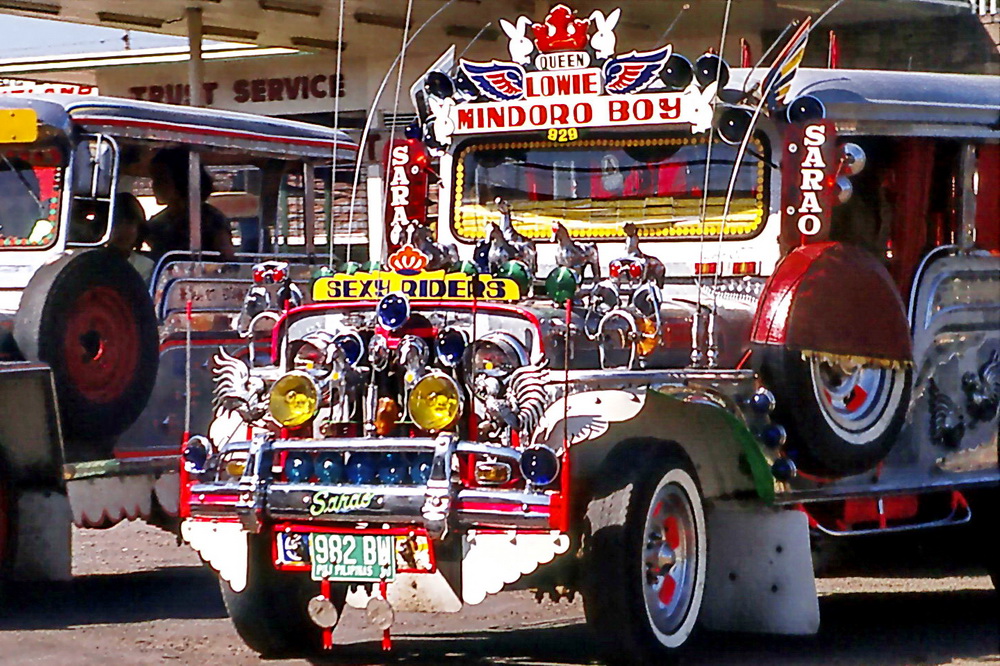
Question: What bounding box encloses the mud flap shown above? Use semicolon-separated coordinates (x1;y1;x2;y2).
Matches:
180;519;248;592
12;490;72;582
345;571;463;613
460;530;571;605
700;504;819;635
66;472;179;527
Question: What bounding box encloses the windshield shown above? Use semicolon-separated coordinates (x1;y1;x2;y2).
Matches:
453;135;768;242
0;145;64;249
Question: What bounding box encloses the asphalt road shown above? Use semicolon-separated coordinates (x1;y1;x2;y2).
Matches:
0;521;996;665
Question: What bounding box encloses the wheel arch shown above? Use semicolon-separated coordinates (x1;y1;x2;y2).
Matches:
751;241;911;361
569;389;774;503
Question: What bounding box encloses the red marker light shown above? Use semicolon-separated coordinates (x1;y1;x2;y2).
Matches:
627;263;643;279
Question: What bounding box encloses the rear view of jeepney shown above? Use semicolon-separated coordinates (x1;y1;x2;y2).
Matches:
1;94;357;591
182;4;999;662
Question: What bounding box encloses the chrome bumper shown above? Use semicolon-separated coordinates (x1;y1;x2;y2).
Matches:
188;432;557;536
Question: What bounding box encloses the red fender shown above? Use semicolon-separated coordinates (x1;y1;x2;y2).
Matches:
751;242;912;361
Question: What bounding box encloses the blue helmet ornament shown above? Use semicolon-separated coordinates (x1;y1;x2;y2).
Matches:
376;292;410;331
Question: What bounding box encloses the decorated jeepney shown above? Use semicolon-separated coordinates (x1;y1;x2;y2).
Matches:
180;5;999;662
0;95;356;586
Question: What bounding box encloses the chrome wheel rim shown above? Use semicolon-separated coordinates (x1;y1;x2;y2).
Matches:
641;479;698;639
810;356;905;444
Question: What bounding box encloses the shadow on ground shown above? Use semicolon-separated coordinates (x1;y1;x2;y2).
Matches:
0;565;227;630
291;587;998;666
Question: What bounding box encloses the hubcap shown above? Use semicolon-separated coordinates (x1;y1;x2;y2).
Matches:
641;484;697;636
62;286;139;403
810;355;903;443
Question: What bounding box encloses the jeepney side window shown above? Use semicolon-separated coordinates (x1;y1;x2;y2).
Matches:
454;135;768;243
208;166;268;253
0;145;64;249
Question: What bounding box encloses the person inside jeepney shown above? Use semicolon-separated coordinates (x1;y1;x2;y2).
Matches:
146;147;235;262
108;192;154;282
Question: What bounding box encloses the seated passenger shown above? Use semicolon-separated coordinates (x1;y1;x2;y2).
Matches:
146;147;235;262
108;192;154;282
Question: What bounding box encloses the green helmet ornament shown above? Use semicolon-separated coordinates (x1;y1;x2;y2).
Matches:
545;266;578;305
496;260;531;294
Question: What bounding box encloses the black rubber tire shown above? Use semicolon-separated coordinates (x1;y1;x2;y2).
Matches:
755;345;910;477
965;487;1000;591
221;534;342;657
581;451;707;665
0;456;13;603
14;249;158;442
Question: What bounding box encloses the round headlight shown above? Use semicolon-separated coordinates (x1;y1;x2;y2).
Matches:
464;332;528;380
269;371;319;427
408;371;462;432
436;328;468;367
368;335;391;371
333;330;364;366
398;335;429;385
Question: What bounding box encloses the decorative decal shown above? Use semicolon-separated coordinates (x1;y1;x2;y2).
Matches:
603;45;672;94
386;244;430;275
313;269;522;302
531;389;646;450
459;60;525;101
309;490;380;516
421;4;723;144
383;138;429;249
781;120;838;245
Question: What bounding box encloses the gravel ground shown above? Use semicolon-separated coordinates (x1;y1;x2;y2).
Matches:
0;520;996;665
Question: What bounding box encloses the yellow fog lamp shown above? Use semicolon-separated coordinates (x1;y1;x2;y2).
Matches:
268;371;319;427
474;460;512;485
407;371;462;432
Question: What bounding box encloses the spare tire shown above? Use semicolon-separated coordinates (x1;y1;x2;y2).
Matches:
14;249;158;441
755;346;910;477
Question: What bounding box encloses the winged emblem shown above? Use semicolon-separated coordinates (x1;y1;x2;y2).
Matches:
603;45;672;95
212;348;268;423
460;59;525;101
531;389;646;450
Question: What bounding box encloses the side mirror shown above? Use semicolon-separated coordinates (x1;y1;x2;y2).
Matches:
72;135;117;199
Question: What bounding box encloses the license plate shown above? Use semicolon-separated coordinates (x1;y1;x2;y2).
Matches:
308;533;396;582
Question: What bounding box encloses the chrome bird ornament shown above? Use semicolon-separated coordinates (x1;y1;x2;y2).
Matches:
212;349;267;423
553;222;600;281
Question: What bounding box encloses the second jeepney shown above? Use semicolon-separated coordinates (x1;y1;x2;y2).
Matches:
181;5;999;662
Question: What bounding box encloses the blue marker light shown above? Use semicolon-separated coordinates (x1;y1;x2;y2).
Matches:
315;452;345;484
520;447;560;486
346;452;377;485
285;452;314;483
